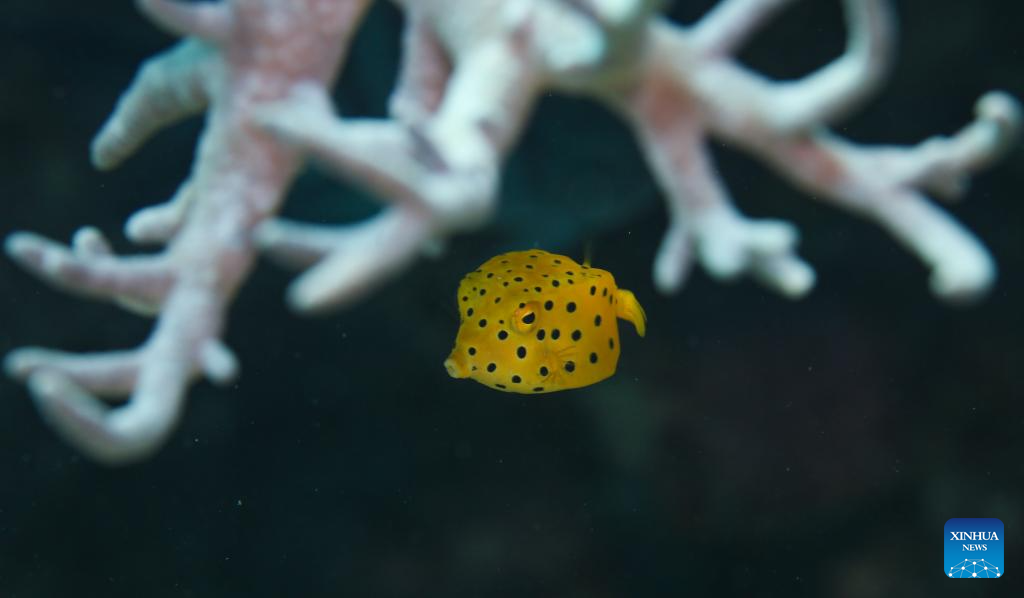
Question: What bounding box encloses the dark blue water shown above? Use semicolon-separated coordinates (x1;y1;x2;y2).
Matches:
1;1;1022;596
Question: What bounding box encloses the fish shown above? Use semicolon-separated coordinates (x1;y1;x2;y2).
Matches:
444;249;646;394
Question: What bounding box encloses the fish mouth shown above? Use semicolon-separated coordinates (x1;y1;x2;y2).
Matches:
443;355;468;379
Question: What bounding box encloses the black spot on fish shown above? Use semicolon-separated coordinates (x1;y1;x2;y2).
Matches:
516;346;527;359
497;330;508;340
589;352;598;364
487;363;497;372
467;308;474;317
479;289;486;296
536;329;546;341
552;280;560;287
566;302;577;313
522;312;535;324
551;329;561;340
478;319;487;328
609;338;615;350
533;387;544;392
590;286;596;295
544;300;554;310
512;375;521;384
594;315;601;327
571;330;582;341
495;383;506;389
565;361;576;373
468;347;476;355
539;366;549;377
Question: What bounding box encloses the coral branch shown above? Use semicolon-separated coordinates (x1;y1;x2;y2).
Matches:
136;0;234;44
259;206;435;311
765;0;895;131
287;208;435;311
255;85;428;208
869;192;994;300
685;0;896;137
199;339;239;385
616;0;1016;301
691;0;796;57
254;0;593;314
7;0;371;463
624;75;814;295
91;39;217;170
6;230;174;314
124;179;196;245
6;338;192;464
874;91;1022;201
388;14;451;123
28;370;174;464
734;90;1022;301
5;348;140;398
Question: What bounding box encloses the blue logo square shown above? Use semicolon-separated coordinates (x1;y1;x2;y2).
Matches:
945;518;1003;578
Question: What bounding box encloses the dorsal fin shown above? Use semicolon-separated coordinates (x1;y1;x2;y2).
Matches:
615;289;647;337
583;241;593;268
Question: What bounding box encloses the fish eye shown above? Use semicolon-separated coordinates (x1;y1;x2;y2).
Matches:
513;302;540;333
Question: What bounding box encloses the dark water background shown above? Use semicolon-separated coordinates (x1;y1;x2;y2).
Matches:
1;1;1023;596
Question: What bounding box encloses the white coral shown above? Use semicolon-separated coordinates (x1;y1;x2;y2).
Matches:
5;0;1019;463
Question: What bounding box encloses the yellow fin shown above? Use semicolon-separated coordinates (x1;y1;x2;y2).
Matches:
615;289;647;337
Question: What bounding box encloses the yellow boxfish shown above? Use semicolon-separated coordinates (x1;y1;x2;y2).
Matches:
444;250;646;394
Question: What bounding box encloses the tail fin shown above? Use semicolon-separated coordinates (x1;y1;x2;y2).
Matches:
615;289;647;337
